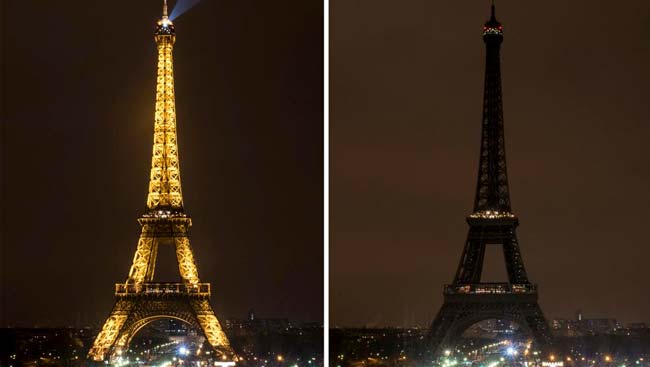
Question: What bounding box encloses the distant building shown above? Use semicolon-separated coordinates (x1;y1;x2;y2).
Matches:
622;322;650;336
551;319;576;337
577;318;620;335
628;322;648;329
551;316;620;336
223;312;293;335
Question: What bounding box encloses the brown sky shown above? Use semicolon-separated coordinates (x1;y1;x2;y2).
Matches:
331;1;650;327
2;0;649;332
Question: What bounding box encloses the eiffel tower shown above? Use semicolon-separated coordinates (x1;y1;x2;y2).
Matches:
88;1;233;362
428;5;552;354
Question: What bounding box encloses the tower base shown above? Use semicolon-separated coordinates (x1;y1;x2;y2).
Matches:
428;283;552;356
88;284;233;362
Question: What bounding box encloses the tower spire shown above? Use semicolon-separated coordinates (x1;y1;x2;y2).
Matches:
473;4;509;216
149;8;181;211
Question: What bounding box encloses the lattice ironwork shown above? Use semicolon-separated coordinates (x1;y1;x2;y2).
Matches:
88;2;233;362
429;293;551;354
473;4;510;215
115;282;211;296
175;237;201;285
91;297;233;361
428;5;552;356
453;218;529;284
147;1;183;210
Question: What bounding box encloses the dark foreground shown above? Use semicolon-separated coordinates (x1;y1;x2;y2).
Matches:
0;322;323;367
330;328;650;367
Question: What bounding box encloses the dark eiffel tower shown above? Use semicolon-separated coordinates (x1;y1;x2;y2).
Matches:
428;5;552;354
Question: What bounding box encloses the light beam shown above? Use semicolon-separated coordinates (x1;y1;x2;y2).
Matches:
169;0;204;21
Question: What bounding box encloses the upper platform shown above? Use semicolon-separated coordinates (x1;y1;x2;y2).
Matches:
115;282;211;296
445;282;537;295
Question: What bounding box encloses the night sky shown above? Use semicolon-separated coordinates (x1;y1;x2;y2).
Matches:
331;1;650;327
3;0;650;334
1;0;323;326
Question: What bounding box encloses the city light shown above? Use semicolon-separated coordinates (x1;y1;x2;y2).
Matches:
542;362;565;367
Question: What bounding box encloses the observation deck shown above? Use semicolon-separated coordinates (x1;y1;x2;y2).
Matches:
115;282;211;296
444;282;537;295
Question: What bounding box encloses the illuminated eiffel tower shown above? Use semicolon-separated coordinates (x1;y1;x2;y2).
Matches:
88;1;233;361
428;5;552;355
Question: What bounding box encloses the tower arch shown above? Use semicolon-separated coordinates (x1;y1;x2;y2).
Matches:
112;314;200;359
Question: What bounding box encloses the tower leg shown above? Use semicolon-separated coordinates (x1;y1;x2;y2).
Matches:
454;229;486;283
127;234;157;283
428;302;458;356
175;236;200;284
88;300;133;361
502;229;528;284
191;299;233;358
523;302;554;351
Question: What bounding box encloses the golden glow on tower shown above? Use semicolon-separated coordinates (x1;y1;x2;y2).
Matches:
88;314;128;361
147;14;182;210
88;2;234;362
